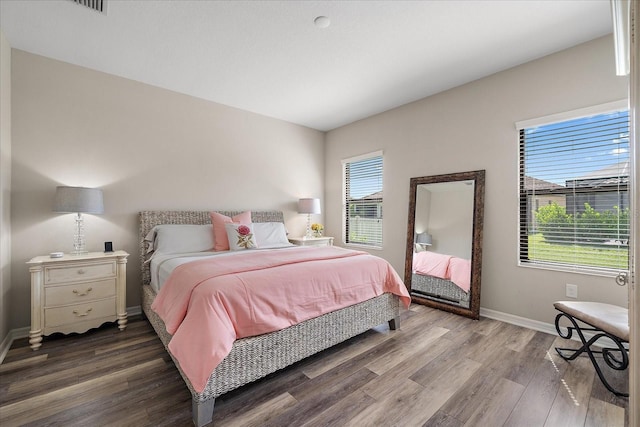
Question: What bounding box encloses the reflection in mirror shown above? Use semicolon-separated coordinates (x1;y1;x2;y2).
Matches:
405;170;485;319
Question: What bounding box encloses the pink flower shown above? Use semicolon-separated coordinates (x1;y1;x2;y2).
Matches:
237;225;251;236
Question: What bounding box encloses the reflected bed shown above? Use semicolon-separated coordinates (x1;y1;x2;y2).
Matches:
411;273;470;307
410;251;470;307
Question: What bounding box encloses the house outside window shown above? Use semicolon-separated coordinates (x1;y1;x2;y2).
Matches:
342;151;383;248
517;101;629;274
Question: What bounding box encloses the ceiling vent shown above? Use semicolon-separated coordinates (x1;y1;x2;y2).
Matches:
70;0;106;15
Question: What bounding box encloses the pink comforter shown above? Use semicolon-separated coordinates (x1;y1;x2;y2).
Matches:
152;246;410;393
448;256;471;292
412;251;451;279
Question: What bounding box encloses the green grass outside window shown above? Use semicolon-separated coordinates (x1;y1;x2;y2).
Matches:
528;233;628;270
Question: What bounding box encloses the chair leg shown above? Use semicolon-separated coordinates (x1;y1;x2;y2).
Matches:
554;312;629;397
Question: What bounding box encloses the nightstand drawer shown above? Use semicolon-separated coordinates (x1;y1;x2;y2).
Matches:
45;279;116;306
45;297;116;328
45;261;116;285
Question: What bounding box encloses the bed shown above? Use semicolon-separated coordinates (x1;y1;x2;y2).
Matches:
411;251;470;308
139;210;409;426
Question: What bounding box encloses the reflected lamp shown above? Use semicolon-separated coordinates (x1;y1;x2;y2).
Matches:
416;232;432;249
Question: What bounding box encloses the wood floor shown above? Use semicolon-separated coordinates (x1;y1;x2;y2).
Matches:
0;304;629;426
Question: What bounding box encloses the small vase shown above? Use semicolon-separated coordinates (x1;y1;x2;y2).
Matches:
313;231;323;238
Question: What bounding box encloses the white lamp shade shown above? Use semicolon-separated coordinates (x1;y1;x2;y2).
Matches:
53;186;104;214
298;198;321;214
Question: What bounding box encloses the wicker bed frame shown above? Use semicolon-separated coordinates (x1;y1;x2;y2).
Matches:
139;210;402;426
411;273;470;308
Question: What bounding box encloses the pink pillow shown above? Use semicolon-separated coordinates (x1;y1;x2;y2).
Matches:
210;211;252;251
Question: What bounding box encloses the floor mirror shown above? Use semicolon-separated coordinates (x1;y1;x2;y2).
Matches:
404;170;485;319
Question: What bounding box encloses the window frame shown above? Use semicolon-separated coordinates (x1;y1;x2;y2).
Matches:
342;150;384;250
516;100;629;276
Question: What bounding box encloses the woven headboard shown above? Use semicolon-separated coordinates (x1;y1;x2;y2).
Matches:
139;210;285;286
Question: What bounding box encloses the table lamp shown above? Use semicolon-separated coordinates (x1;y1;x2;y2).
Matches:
53;186;104;255
298;198;321;239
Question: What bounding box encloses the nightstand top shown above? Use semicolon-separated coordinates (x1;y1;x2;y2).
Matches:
288;236;334;247
288;236;333;242
27;250;129;265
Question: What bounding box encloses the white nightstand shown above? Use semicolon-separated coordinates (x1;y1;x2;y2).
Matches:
288;236;334;247
26;251;129;350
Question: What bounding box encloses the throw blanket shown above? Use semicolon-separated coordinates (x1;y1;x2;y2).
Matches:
152;246;410;393
412;251;471;292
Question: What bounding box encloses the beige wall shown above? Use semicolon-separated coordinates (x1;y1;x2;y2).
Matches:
325;35;630;324
10;50;325;330
426;187;473;259
414;186;431;235
1;31;11;344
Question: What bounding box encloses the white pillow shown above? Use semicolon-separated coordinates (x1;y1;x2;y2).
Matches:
225;223;257;251
151;224;214;254
253;222;292;248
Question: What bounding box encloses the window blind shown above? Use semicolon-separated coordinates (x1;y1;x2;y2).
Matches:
518;108;629;273
343;152;383;248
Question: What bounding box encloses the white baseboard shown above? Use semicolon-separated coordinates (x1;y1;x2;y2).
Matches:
480;306;620;348
480;307;558;335
127;305;142;317
0;305;142;364
0;326;30;364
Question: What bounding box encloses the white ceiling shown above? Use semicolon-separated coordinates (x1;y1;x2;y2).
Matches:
0;0;613;131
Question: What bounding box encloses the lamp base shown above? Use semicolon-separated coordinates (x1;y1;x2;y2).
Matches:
305;213;313;238
72;213;88;255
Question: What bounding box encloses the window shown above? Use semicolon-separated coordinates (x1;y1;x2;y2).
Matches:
342;151;383;248
518;102;629;274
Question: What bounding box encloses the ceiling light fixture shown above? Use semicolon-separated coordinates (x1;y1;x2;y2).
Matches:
314;16;330;29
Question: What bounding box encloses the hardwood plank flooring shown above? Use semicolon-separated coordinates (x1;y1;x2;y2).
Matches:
0;304;628;426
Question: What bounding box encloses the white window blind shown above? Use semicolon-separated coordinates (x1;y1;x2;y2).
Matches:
342;152;383;248
518;106;629;274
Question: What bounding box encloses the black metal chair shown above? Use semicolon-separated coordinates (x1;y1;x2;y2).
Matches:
553;301;629;397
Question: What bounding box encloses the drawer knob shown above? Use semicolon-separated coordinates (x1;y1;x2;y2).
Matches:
77;269;86;275
72;307;93;317
72;287;93;296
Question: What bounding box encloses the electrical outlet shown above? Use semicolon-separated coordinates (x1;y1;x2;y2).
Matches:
566;284;578;299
